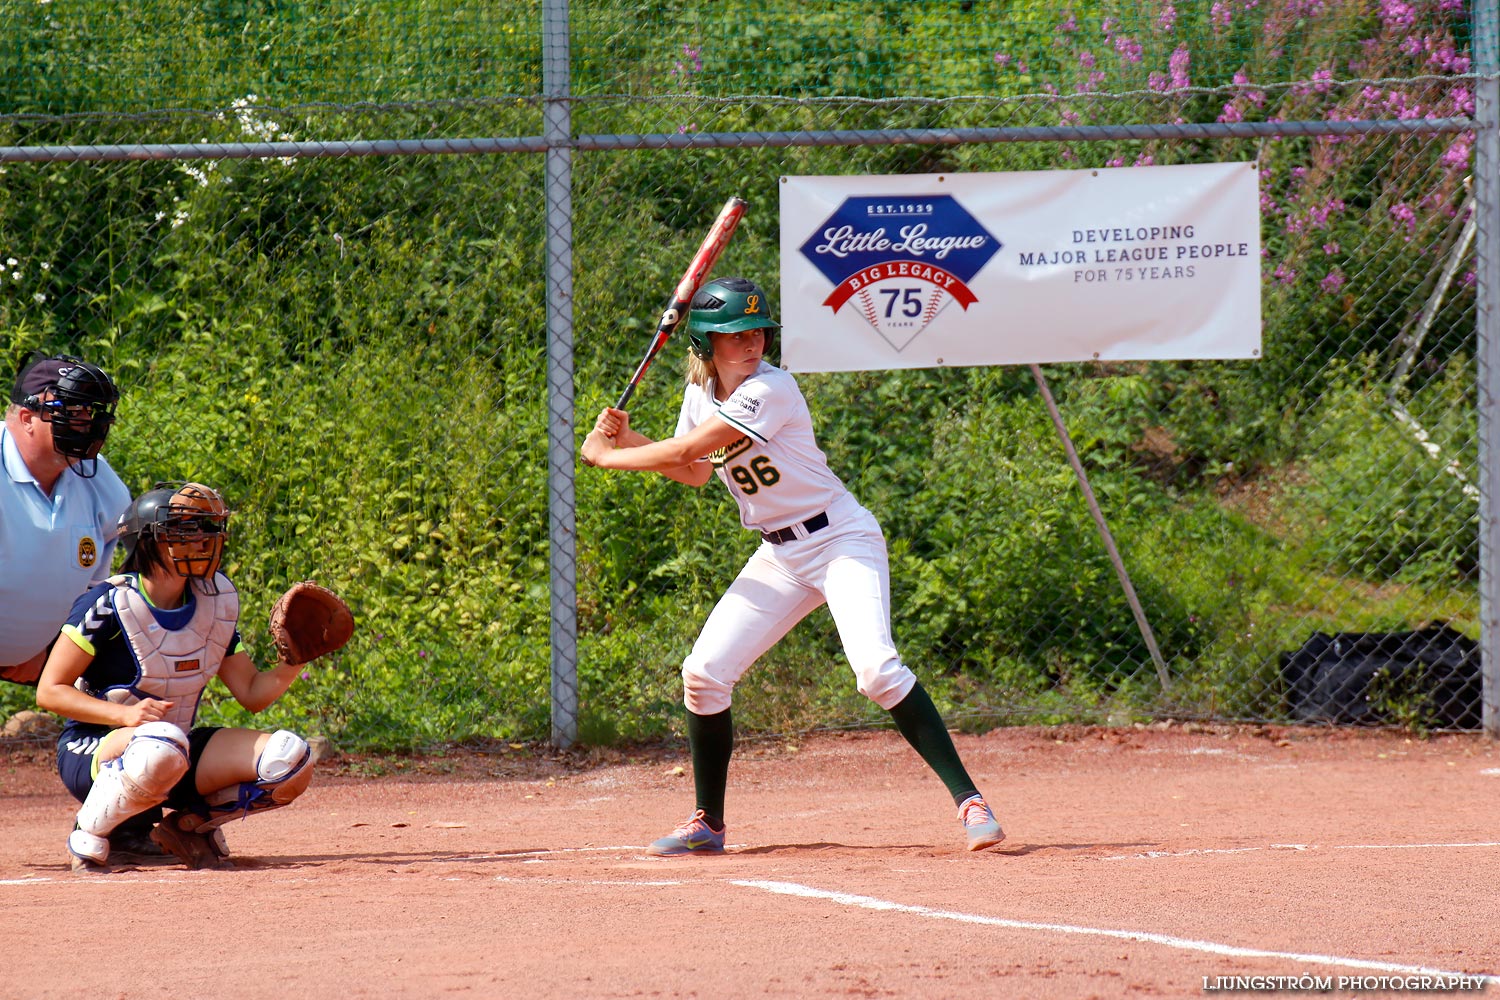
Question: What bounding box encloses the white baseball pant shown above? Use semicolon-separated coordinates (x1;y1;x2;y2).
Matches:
681;493;918;715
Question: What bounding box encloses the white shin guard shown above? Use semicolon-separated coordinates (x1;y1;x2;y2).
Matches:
73;722;190;857
191;730;313;833
67;829;110;865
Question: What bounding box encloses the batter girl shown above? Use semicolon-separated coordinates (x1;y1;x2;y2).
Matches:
582;276;1005;855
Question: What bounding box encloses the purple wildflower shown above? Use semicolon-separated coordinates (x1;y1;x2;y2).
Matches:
1308;198;1345;228
1440;135;1471;170
1428;45;1470;73
1389;202;1418;239
1169;45;1191;89
673;44;703;79
1381;0;1417;28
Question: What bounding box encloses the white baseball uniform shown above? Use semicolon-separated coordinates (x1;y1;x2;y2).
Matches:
674;361;918;715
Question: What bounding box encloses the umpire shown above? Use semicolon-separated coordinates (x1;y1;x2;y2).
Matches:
0;352;129;685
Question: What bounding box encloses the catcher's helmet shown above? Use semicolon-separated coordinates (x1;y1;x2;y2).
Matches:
686;277;780;362
10;353;119;477
118;481;231;584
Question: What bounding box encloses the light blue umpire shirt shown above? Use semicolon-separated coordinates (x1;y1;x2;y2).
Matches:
0;424;130;666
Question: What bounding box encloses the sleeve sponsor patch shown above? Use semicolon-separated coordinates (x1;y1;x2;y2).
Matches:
729;390;764;416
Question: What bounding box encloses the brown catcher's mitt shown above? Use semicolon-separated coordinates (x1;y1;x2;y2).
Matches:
269;581;354;665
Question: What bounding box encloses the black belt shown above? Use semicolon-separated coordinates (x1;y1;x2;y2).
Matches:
761;511;829;545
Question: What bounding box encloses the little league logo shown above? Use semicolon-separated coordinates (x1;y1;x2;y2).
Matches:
799;195;1002;351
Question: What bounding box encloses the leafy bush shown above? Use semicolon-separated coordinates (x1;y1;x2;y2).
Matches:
1285;359;1477;583
0;0;1480;742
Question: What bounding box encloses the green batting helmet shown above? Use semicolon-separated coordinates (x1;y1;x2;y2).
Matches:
686;277;780;361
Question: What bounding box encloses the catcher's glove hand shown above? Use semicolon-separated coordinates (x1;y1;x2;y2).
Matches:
269;581;354;666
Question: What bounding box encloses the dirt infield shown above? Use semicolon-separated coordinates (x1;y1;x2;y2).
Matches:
3;724;1498;999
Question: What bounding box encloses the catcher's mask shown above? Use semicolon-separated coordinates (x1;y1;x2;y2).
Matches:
686;277;780;362
118;481;231;587
10;353;119;479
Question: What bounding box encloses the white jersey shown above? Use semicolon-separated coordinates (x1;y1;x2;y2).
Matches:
675;362;848;534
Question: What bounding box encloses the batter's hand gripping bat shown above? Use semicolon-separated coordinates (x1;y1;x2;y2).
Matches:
615;196;747;410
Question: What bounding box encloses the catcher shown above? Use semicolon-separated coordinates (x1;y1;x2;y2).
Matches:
35;481;353;872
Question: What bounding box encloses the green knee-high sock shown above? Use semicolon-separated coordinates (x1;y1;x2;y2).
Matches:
887;682;980;807
686;707;733;829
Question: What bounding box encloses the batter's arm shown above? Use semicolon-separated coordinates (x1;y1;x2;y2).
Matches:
583;407;715;486
584;409;738;486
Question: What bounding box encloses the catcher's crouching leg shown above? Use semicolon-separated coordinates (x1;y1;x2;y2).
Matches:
153;730;314;870
69;722;190;871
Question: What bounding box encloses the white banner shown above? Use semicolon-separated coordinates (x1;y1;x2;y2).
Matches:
778;162;1261;372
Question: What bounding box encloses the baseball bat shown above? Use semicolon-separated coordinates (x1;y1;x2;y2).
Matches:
615;195;747;410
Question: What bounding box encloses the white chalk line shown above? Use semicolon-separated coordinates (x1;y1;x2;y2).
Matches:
733;879;1499;983
9;860;1498;983
1104;841;1500;861
445;845;651;861
493;875;686;887
1334;841;1500;851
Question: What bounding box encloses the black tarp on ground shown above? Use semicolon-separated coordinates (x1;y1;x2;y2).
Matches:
1279;624;1481;728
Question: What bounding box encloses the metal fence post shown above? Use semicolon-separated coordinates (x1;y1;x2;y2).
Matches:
543;0;579;747
1475;0;1500;736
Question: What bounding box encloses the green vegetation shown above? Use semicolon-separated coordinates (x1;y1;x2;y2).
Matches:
0;0;1480;745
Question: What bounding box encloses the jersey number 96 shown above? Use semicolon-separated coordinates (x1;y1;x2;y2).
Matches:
729;456;781;494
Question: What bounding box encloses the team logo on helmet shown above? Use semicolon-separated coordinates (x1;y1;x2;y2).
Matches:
799;195;1002;352
687;278;781;362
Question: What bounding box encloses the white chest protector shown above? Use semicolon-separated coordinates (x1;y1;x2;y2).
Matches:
98;573;240;731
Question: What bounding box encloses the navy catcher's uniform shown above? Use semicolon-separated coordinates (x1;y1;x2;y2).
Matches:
55;572;242;809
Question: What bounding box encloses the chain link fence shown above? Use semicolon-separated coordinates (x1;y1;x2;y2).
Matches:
0;0;1489;749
